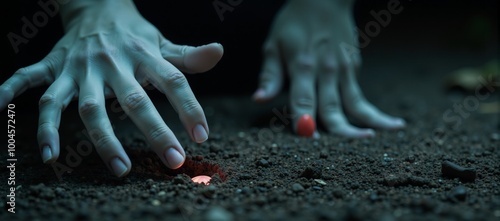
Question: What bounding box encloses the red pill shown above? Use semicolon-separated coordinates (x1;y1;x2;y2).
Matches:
191;175;211;185
297;114;315;137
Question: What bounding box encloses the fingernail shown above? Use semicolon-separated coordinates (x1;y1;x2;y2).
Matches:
297;114;315;137
41;146;52;163
365;129;376;137
394;118;406;127
110;157;128;177
193;124;208;143
164;148;185;169
252;89;266;99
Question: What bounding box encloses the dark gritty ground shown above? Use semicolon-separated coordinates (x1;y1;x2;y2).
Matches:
0;47;499;221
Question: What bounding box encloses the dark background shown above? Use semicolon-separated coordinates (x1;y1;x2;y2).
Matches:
1;0;497;106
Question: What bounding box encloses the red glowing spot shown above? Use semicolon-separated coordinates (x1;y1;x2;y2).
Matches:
191;175;211;185
297;114;315;137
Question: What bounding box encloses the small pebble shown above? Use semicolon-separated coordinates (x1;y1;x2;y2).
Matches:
151;199;161;206
312;186;323;190
448;185;467;202
292;183;305;192
314;179;327;186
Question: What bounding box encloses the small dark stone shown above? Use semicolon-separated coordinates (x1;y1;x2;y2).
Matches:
256;159;270;167
239;173;253;180
441;161;476;182
332;189;344;199
300;166;322;179
319;151;329;159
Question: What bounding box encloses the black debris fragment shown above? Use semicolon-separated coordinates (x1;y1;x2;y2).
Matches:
441;161;476;182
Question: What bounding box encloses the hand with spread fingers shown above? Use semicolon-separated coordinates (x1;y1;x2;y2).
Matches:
253;0;405;138
0;0;223;177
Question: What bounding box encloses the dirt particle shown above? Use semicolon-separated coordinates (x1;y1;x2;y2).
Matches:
194;155;204;161
173;174;190;185
319;151;329;159
201;185;218;198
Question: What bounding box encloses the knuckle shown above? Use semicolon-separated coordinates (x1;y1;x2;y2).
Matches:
87;124;113;146
293;97;315;109
92;133;114;150
123;91;148;112
15;67;30;76
322;59;339;75
37;121;53;131
93;48;117;62
79;99;100;117
338;60;350;73
321;101;342;114
128;38;147;52
292;56;315;74
148;124;170;143
13;68;32;84
39;94;57;107
163;72;187;89
73;47;118;64
180;99;201;116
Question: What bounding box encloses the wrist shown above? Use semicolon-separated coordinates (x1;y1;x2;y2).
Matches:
288;0;355;11
60;0;139;30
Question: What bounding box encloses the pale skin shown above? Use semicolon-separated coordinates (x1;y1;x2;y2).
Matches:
254;0;406;137
0;0;223;177
1;0;404;177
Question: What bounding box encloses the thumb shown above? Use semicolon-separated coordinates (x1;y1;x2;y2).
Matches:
160;38;224;74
